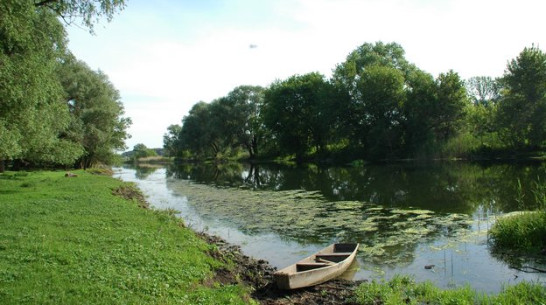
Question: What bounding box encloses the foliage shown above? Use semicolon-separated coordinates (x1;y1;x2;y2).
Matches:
0;1;130;171
262;73;335;161
57;54;131;168
496;45;546;149
178;102;217;158
0;171;249;304
0;1;83;168
34;0;126;32
354;275;546;305
357;65;406;159
332;42;414;158
163;124;182;157
169;42;546;163
466;76;501;105
170;86;265;160
227;86;266;158
131;143;157;161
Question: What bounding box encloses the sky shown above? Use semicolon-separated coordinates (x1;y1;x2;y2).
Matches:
66;0;546;150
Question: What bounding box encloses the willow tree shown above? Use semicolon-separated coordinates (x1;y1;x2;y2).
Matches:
57;55;131;168
0;0;127;171
0;1;82;171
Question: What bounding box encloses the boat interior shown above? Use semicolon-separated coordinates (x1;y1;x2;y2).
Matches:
294;243;358;272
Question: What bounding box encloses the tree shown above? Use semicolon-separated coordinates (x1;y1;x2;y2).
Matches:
0;1;84;171
433;71;469;142
131;143;157;160
262;73;335;161
357;65;406;159
332;42;417;157
497;45;546;149
466;76;501;105
333;42;412;99
163;124;182;157
178;102;216;158
57;55;131;168
221;86;265;159
34;0;126;32
403;69;438;156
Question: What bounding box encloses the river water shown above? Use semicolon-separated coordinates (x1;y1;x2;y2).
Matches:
115;161;546;293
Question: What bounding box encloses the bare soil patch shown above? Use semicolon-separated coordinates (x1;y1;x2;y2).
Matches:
111;183;149;209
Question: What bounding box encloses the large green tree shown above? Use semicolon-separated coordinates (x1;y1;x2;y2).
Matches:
332;42;417;157
57;55;131;168
497;45;546;149
178;102;217;158
403;69;438;156
0;1;83;171
262;72;335;161
357;65;406;158
433;71;469;143
0;0;127;171
220;86;265;159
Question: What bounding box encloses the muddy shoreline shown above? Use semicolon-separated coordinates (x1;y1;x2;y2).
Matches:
199;233;365;304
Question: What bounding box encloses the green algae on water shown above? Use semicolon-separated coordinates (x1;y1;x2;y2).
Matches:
167;179;474;265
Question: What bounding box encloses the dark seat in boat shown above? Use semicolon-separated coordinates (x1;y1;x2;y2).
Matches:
296;263;330;271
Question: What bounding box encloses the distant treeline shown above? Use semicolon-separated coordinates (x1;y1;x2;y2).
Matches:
0;1;130;172
164;42;546;163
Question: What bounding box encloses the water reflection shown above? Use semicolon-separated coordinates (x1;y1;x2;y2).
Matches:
166;161;546;213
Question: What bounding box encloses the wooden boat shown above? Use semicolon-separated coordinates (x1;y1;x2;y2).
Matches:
273;243;359;289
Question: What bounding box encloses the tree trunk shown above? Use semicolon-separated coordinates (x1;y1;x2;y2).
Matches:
0;159;4;173
251;136;258;159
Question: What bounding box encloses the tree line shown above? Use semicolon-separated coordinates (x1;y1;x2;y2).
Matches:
164;42;546;163
0;0;130;172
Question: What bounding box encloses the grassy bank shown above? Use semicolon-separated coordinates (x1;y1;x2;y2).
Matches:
0;171;250;304
355;275;545;305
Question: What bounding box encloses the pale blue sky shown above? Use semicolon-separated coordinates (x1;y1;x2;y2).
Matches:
67;0;546;150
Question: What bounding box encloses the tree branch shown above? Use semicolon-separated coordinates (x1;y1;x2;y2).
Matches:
34;0;59;7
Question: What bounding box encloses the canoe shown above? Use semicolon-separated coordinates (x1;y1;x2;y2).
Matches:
273;243;359;289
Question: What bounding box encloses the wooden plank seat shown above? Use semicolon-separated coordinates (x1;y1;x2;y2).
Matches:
296;263;330;271
317;253;353;256
315;253;351;263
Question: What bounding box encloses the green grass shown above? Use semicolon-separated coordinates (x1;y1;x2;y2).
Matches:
0;171;251;305
354;275;546;305
489;211;546;253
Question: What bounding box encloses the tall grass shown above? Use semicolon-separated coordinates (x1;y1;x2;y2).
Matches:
489;176;546;253
354;275;546;305
489;211;546;252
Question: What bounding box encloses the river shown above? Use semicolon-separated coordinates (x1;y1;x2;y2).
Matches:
115;161;546;293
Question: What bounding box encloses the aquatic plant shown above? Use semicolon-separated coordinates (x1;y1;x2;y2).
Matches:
167;179;474;265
